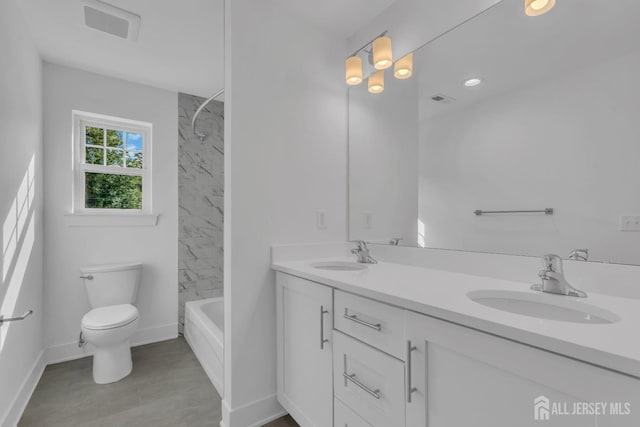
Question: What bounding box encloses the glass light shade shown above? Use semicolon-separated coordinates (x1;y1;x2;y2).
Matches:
345;56;363;85
368;70;384;94
525;0;556;16
373;36;393;70
394;53;413;79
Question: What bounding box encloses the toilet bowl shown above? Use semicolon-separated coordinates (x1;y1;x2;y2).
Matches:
81;304;139;384
80;262;142;384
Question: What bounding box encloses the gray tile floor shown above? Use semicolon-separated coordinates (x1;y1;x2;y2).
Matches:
19;338;221;427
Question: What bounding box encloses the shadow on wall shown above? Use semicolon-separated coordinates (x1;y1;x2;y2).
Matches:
177;93;224;332
1;155;37;350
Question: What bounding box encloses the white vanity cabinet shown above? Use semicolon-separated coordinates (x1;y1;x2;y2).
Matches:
275;270;640;427
405;310;640;427
276;272;333;427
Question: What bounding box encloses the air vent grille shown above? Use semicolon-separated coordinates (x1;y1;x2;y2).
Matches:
82;0;140;41
431;94;456;104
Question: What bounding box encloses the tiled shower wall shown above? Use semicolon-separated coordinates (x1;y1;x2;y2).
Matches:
178;92;224;332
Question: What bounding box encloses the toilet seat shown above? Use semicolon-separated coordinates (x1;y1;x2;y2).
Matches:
82;304;139;330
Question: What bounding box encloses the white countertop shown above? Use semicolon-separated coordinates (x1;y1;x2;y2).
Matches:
272;257;640;378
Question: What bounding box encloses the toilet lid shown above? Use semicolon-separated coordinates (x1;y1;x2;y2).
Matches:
82;304;139;330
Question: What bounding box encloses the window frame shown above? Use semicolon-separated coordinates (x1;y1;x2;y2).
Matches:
72;110;152;214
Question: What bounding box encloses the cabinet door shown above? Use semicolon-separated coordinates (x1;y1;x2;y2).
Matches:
406;311;640;427
276;273;333;427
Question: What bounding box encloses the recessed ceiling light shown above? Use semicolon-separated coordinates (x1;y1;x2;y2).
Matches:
464;78;482;87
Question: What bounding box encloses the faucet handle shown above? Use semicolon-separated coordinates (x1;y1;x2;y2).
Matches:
541;254;562;273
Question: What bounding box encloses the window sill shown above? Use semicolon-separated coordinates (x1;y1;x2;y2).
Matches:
64;213;159;227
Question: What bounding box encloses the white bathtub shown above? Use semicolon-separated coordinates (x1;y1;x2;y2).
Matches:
185;297;224;397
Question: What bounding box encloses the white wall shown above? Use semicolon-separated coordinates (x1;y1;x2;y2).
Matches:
349;73;419;245
419;50;640;265
0;0;45;424
223;0;348;425
43;64;178;361
347;0;502;62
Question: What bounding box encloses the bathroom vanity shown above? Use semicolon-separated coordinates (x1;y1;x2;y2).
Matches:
273;258;640;427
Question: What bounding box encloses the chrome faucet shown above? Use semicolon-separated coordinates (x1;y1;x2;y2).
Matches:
351;241;377;264
531;254;587;298
568;249;588;262
389;237;403;246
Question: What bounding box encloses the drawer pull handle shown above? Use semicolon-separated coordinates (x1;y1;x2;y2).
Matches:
343;372;381;399
320;305;329;350
343;308;381;331
407;340;417;403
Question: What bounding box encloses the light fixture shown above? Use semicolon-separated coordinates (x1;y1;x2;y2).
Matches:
345;56;363;85
464;78;482;87
368;70;384;94
525;0;556;16
394;53;413;79
373;36;393;70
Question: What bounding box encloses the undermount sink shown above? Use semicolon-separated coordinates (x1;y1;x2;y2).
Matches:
467;290;619;324
311;261;367;272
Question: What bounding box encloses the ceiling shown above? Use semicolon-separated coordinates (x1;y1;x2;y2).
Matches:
274;0;397;36
20;0;224;97
19;0;396;98
414;0;640;119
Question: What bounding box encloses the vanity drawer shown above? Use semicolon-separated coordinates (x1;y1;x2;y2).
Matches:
333;331;405;427
334;290;406;359
334;397;372;427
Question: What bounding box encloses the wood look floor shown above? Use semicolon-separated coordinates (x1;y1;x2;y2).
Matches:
262;415;299;427
19;337;299;427
19;338;221;427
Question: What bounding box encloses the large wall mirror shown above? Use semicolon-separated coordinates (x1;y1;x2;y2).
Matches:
349;0;640;265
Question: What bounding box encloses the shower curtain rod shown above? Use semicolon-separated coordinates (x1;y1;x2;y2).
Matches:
192;88;225;141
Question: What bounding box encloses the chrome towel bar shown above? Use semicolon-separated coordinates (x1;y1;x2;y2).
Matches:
0;310;33;325
474;208;553;216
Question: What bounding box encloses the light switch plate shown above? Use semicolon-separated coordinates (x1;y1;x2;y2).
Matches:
363;211;373;229
620;215;640;231
316;210;327;230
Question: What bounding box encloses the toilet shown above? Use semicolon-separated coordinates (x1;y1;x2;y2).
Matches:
80;262;142;384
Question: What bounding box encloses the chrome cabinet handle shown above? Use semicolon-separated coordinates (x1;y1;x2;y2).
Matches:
0;310;33;325
320;305;329;350
343;373;381;399
407;340;417;403
80;275;94;280
343;308;381;331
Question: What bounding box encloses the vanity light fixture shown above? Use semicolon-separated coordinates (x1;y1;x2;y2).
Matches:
346;56;363;85
344;31;391;90
394;53;413;79
372;36;393;70
464;78;482;87
368;70;384;94
525;0;556;16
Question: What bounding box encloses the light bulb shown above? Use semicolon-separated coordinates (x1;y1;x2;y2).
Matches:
525;0;556;16
394;53;413;80
368;70;384;94
345;56;363;85
373;36;393;70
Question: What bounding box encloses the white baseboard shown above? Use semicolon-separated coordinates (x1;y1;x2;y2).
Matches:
0;350;45;427
45;323;178;364
221;394;286;427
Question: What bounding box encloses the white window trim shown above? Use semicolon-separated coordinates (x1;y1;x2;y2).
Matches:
71;110;154;218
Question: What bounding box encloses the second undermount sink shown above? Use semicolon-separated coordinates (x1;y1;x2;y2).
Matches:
467;290;619;324
311;261;367;272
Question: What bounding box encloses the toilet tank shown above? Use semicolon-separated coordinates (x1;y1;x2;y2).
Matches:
81;262;142;308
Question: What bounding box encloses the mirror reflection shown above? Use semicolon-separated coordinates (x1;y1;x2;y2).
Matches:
349;0;640;265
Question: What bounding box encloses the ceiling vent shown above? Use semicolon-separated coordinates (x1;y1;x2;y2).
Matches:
431;94;456;104
82;0;141;41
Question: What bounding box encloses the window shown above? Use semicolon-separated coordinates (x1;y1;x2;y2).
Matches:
73;111;151;213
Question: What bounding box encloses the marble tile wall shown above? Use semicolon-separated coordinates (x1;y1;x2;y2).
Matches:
178;93;224;332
